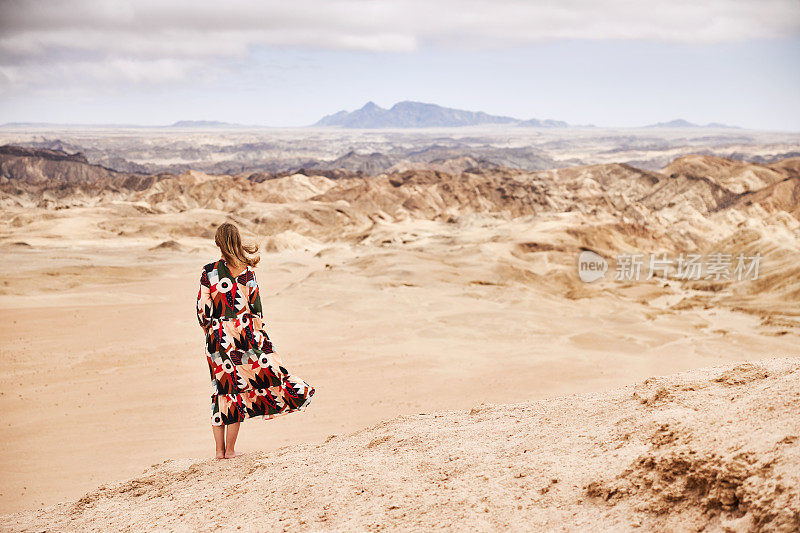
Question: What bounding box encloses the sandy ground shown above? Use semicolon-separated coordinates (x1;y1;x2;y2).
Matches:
0;238;797;516
2;150;799;529
3;357;798;531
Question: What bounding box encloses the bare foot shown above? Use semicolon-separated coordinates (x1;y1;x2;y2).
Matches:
224;450;238;459
215;448;225;459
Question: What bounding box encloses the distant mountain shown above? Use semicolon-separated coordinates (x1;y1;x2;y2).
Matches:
169;120;239;128
1;122;63;127
645;119;740;129
517;118;569;128
314;101;569;128
0;122;145;128
1;121;243;129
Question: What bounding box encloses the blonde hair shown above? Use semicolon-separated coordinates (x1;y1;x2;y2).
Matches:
214;222;260;268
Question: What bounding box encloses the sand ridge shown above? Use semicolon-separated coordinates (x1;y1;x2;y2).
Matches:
3;358;798;531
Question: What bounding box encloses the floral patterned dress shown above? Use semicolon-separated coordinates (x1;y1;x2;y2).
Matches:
196;258;315;426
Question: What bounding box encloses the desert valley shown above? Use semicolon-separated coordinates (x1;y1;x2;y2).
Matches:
1;124;799;530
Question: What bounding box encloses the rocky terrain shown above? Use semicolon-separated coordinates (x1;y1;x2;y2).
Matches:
2;143;799;319
1;125;798;175
1;139;799;529
3;358;798;531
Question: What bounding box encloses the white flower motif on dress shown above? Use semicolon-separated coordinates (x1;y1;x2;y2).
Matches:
217;278;232;294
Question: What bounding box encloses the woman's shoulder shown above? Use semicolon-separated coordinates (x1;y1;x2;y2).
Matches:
202;260;219;272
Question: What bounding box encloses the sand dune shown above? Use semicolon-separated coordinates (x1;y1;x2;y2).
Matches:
4;358;798;531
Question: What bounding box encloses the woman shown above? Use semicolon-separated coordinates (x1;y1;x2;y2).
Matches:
197;223;315;459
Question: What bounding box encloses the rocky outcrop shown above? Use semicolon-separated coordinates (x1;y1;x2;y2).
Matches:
0;145;124;184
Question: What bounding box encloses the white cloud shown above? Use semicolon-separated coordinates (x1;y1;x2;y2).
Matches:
1;0;798;90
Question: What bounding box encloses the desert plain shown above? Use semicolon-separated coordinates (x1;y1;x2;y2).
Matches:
0;126;799;530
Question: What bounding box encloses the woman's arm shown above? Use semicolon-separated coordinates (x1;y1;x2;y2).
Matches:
197;268;213;333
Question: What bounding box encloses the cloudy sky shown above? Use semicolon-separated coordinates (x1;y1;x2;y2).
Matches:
1;0;799;129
